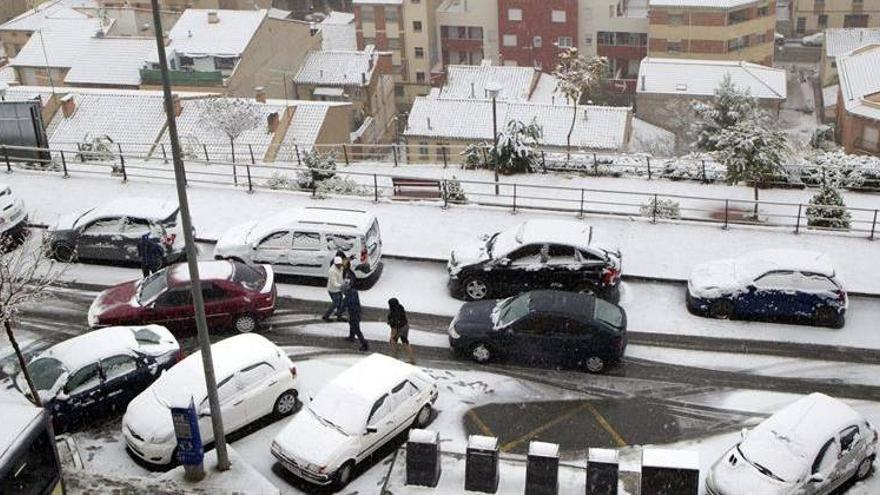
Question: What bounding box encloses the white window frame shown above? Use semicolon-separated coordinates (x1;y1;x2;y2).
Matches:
551;10;567;23
533;36;542;48
557;36;573;48
508;8;522;21
502;34;518;47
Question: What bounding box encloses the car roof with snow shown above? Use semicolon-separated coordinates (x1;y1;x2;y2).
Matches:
80;197;179;224
326;353;424;402
167;260;235;285
0;396;44;463
513;219;595;248
36;326;151;371
253;207;376;236
735;249;836;280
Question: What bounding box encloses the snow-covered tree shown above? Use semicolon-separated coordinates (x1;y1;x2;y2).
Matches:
553;48;608;156
2;235;69;407
491;119;543;174
296;150;337;189
806;183;851;230
443;176;467;203
693;74;760;152
714;115;790;218
197;97;263;163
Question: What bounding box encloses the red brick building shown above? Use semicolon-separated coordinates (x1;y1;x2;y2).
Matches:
497;0;578;70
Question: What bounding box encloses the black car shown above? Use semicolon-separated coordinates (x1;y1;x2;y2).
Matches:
447;220;622;302
448;290;627;373
13;325;180;432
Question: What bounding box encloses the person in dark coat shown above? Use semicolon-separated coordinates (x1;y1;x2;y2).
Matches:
343;281;368;352
387;298;415;364
136;233;165;277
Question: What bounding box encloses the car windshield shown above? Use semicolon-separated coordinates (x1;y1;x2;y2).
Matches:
594;299;624;329
71;208;96;229
25;357;66;391
308;383;370;436
493;293;531;328
487;230;518;259
138;271;168;305
133;327;161;345
231;261;265;291
160;209;181;228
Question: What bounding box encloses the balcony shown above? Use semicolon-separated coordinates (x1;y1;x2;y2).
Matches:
139;69;223;87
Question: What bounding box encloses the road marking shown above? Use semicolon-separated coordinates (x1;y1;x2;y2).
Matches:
466;409;495;438
584;402;628;448
500;402;591;453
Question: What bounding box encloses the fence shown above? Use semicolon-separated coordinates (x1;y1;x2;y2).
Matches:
1;142;878;240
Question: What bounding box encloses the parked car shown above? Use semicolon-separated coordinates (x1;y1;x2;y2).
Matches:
214;207;382;280
47;197;186;264
0;184;27;239
13;325;180;432
706;393;878;495
775;32;785;46
447;220;622;302
687;249;846;327
272;353;438;488
88;260;276;333
448;290;627;373
122;334;298;466
801;32;825;46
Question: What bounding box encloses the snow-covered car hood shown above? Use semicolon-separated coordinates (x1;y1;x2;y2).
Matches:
89;282;140;326
124;387;175;444
688;259;742;298
51;211;82;232
449;237;490;274
274;408;352;469
215;220;260;254
708;445;796;495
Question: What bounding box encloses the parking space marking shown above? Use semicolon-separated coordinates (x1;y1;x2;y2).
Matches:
500;402;590;453
467;409;496;438
584;403;628;448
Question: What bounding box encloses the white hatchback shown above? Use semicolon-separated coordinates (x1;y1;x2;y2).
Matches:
0;184;27;236
271;354;438;488
706;393;878;495
122;334;299;466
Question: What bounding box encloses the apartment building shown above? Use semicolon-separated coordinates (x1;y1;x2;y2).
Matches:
353;0;440;111
435;0;499;67
497;0;578;69
836;44;880;156
791;0;880;35
97;0;272;10
647;0;776;66
821;27;880;84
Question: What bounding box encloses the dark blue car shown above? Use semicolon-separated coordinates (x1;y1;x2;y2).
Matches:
686;249;847;328
14;325;180;432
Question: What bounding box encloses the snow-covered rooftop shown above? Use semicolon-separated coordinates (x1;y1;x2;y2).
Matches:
147;9;266;63
437;63;565;105
294;48;377;87
637;58;786;100
825;28;880;58
648;0;758;8
837;44;880;122
405;97;630;150
0;0;94;32
319;11;356;51
0;66;17;84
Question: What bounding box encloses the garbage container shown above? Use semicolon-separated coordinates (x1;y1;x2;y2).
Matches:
406;429;441;487
465;435;499;493
526;441;559;495
640;448;699;495
586;448;618;495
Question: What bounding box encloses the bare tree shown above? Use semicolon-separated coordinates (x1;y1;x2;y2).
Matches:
197;97;264;184
1;234;68;406
553;47;609;158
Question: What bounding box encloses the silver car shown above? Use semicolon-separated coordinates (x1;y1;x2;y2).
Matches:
706;393;878;495
48;197;186;264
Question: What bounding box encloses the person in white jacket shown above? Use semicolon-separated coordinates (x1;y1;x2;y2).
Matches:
322;257;346;321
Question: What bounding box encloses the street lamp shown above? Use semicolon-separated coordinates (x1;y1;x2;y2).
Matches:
486;81;502;195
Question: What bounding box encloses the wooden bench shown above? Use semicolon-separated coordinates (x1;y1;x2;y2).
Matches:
391;177;442;200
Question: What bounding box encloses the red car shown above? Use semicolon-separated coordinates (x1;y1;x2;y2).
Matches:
88;260;276;333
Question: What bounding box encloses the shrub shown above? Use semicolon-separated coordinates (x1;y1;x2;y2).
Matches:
806;184;851;230
265;172;293;190
443;176;467;204
296;150;337;189
640;197;681;219
313;176;370;199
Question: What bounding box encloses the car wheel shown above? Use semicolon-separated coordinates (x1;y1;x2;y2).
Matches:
708;300;735;319
334;461;355;489
52;242;76;262
814;307;843;328
414;404;432;428
470;342;493;364
584;356;606;374
462;276;490;301
233;314;258;333
855;456;875;481
273;390;298;418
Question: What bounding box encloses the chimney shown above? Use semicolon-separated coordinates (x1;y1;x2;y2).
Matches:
361;72;366;85
207;11;219;24
320;69;324;79
61;94;76;118
640;75;646;91
426;116;432;129
255;86;267;103
470;82;475;98
267;112;280;133
171;94;182;117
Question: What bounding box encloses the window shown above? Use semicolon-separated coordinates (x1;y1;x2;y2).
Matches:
360;6;374;23
796;17;806;33
839;425;860;452
395;85;405;97
363;36;376;47
259;231;292;250
508;8;522;21
557;36;574;48
134;327;162;345
812;438;840;475
666;40;682;52
419;142;429;157
64;363;102;395
545;244;575;265
122;217;152;238
387;37;401;50
551;10;567;23
757;4;770;16
102;355;137;381
440;25;449;38
368;393;393;426
216;375;239;403
796;272;837;292
236;362;274;390
215;57;236;70
533;36;542;48
818;14;828;28
414;47;424;58
157;288;191;307
509;244;544;266
1;429;58;495
597;31;613;45
201;283;226;301
326;233;357;254
416;71;426;83
385;7;398;23
412;20;422;32
844;13;869;27
753;271;795;290
584;36;592;45
503;34;518;47
468;27;483;39
178;55;194;67
669;14;684;25
729;8;749;24
292;232;322;251
83;217;123;236
813;0;825;9
863;126;879;146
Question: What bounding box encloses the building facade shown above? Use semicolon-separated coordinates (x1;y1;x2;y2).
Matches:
791;0;880;35
435;0;499;68
648;0;776;66
0;0;29;26
584;0;649;93
497;0;578;70
836;44;880;156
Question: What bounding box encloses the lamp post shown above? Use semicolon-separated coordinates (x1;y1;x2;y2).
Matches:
486;81;501;195
149;0;230;472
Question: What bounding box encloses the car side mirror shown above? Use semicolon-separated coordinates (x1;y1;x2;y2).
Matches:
1;363;14;375
809;473;825;483
366;426;378;434
56;391;70;402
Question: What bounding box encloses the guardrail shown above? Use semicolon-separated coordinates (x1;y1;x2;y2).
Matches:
1;143;878;240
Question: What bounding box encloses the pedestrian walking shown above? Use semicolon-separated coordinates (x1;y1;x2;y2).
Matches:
322;257;345;321
387;298;415;364
343;281;369;352
136;233;164;277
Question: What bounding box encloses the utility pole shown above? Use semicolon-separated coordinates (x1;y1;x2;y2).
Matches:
149;0;230;471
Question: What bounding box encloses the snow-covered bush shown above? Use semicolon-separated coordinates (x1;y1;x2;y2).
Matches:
461;143;490;170
543;153;649;177
443;176;467;204
76;134;115;163
640;197;681;219
806;185;851;230
492;120;543;175
265;172;293;190
660;153;726;182
296;151;337;189
313;176;370;199
799;150;880;190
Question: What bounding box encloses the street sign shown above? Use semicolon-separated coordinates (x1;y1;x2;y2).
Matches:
171;398;204;467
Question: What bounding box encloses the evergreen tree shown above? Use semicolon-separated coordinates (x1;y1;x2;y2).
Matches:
693;74;760;152
806;166;852;230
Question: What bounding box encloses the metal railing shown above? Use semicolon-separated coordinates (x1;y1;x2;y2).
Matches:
1;142;878;241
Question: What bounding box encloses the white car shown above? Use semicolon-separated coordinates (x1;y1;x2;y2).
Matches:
122;334;298;466
801;32;825;46
706;393;878;495
271;354;438;488
214;206;382;280
0;184;27;237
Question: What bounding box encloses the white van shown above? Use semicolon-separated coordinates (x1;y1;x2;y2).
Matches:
214;207;382;280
